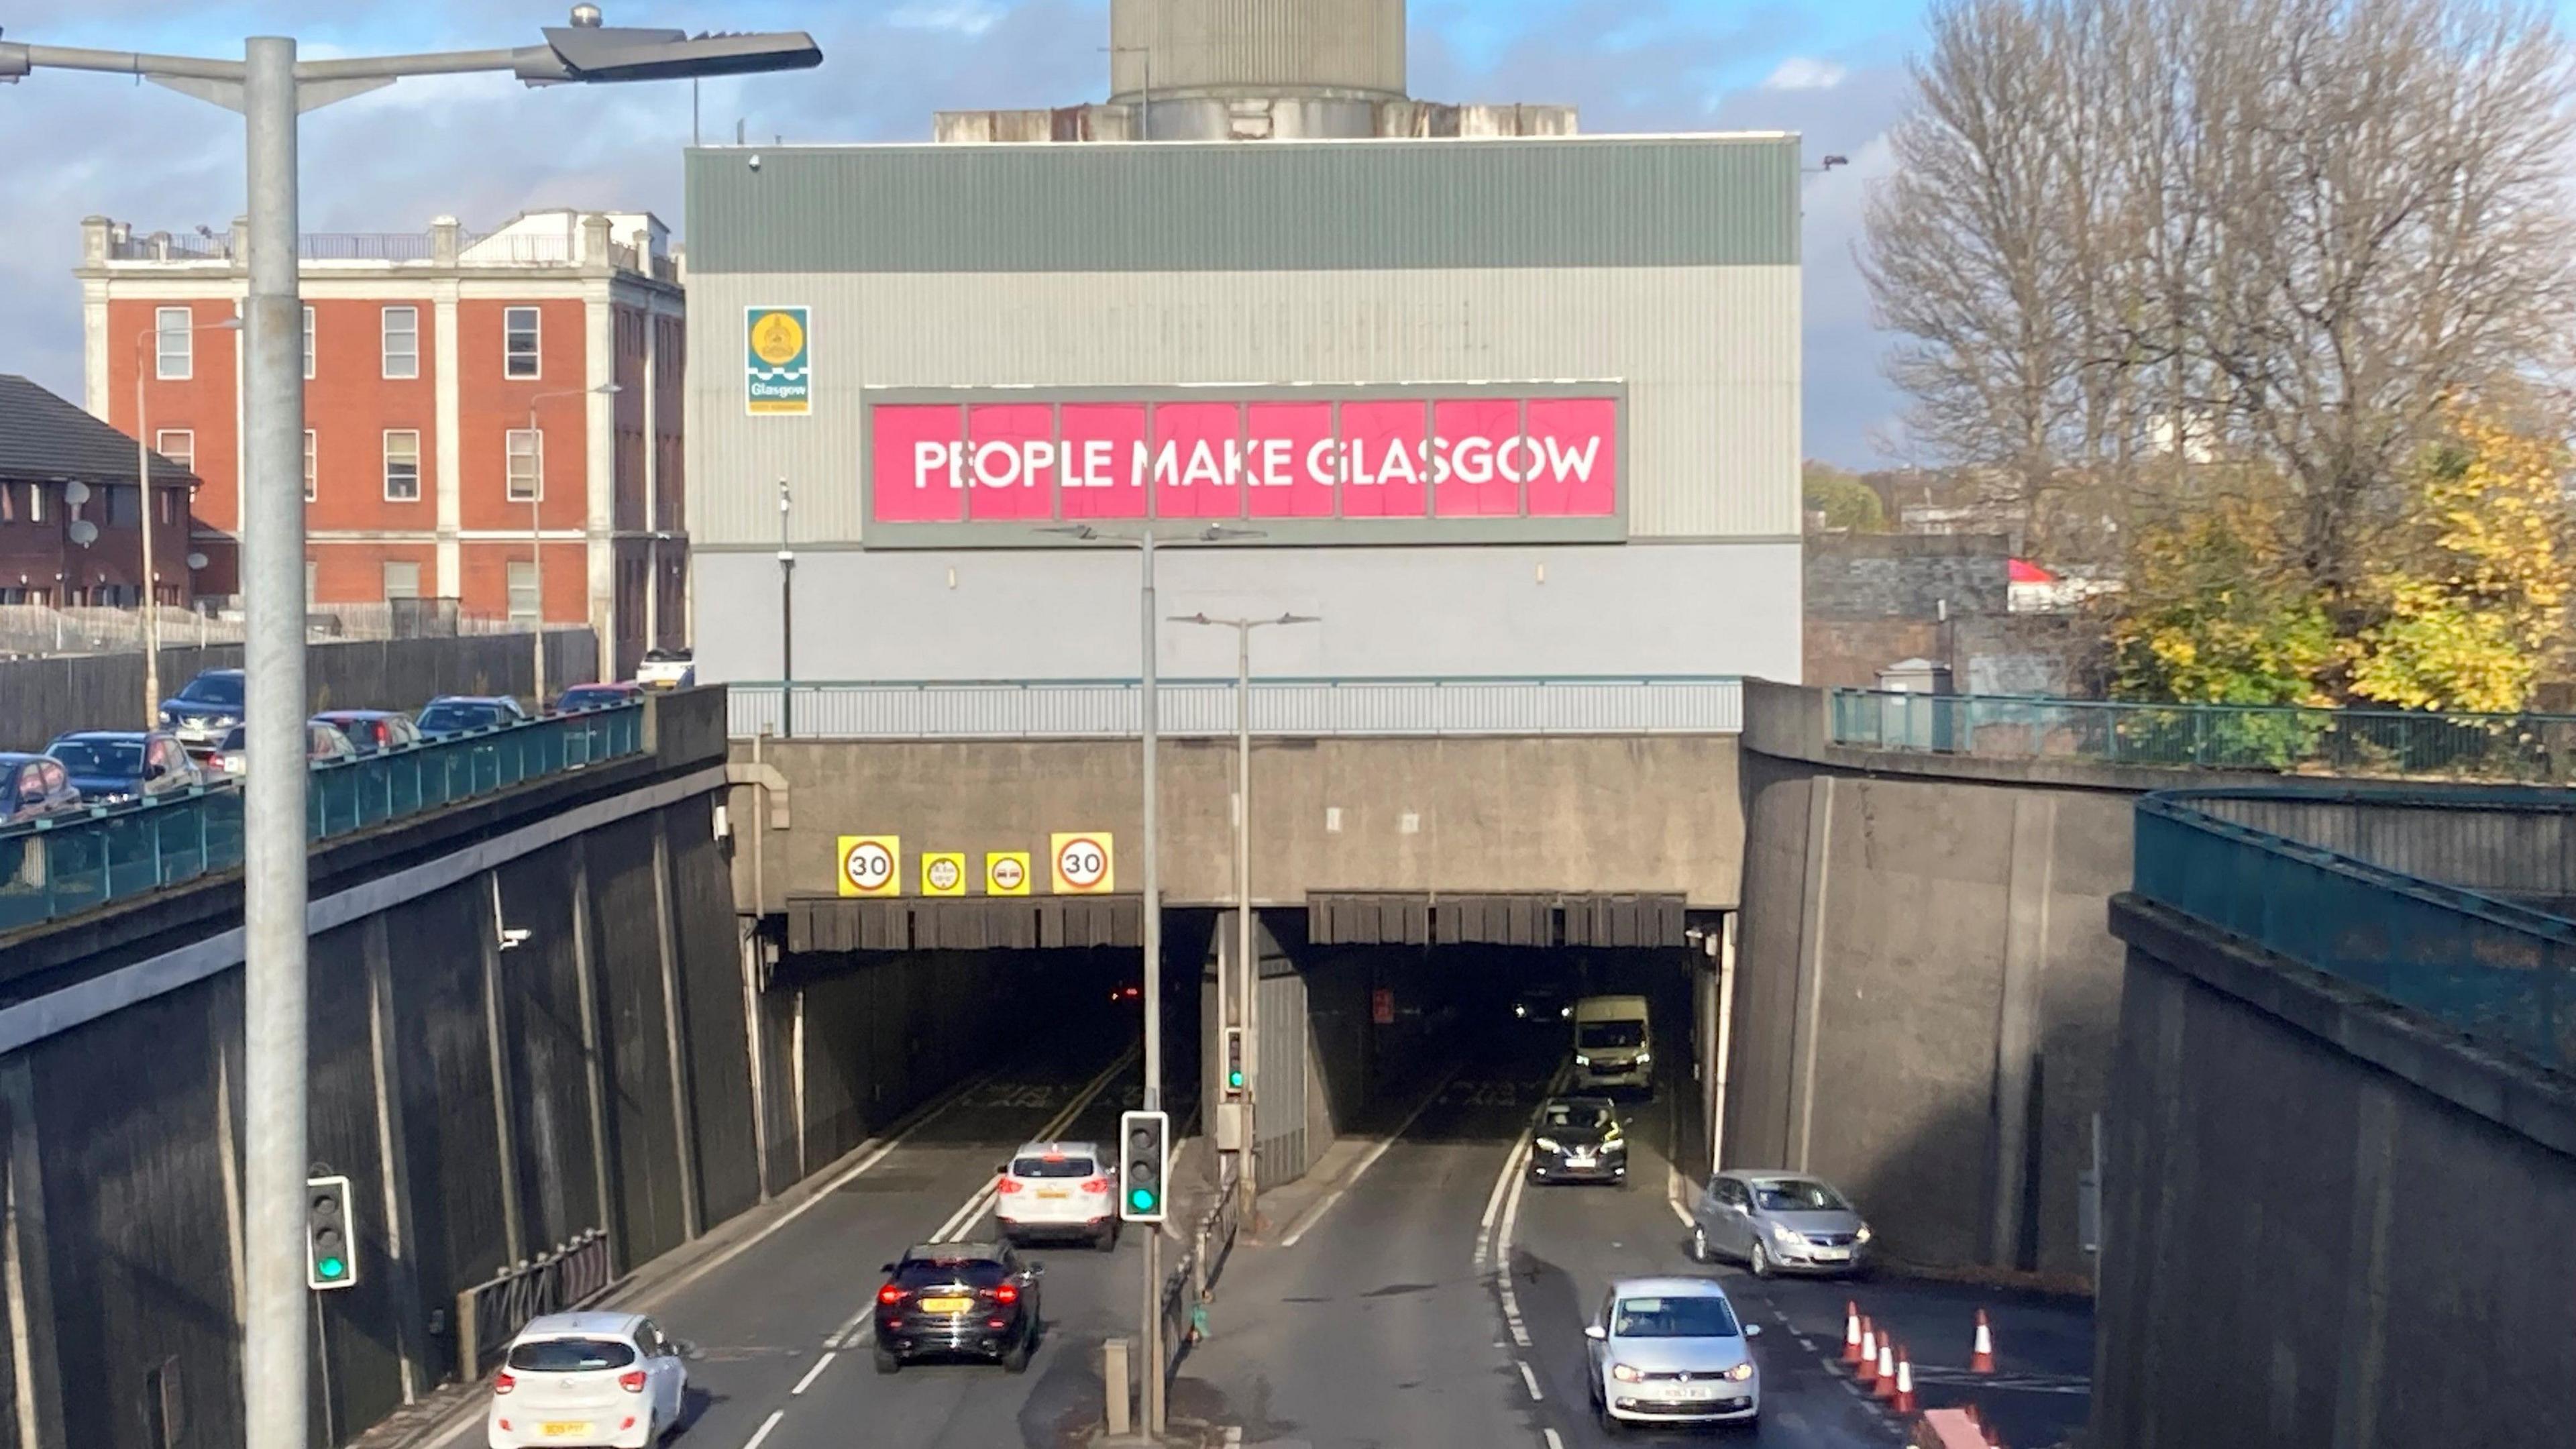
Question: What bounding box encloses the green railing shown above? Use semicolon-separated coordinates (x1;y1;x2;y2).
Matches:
1831;689;2576;781
0;702;644;932
2135;788;2576;1073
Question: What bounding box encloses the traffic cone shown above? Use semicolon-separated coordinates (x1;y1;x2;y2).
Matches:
1872;1338;1898;1401
1841;1301;1864;1364
1892;1344;1917;1413
1971;1308;1997;1375
1856;1320;1880;1383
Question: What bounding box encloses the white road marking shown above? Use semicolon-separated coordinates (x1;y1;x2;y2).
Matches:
1474;1062;1571;1273
933;1045;1136;1244
1544;1431;1566;1449
1667;1194;1694;1230
1517;1359;1544;1401
789;1351;836;1395
743;1409;786;1449
1493;1162;1534;1347
1279;1062;1464;1247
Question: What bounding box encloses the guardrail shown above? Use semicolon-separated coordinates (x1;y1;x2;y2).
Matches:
1832;688;2576;782
1159;1160;1245;1383
0;702;645;932
2135;788;2576;1073
453;1229;616;1381
729;676;1745;740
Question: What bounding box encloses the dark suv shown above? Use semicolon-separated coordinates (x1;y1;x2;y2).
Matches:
871;1241;1043;1375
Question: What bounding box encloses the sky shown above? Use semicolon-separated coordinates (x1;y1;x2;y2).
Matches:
0;0;1923;467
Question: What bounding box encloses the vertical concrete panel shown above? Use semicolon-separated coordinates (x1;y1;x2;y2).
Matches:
1725;753;1812;1172
584;823;689;1266
1989;794;2054;1267
1786;775;1835;1171
305;916;405;1440
492;844;607;1252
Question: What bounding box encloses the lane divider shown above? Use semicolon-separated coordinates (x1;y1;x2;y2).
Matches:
741;1409;784;1449
1479;1060;1572;1351
1277;1060;1465;1248
788;1350;835;1395
1516;1358;1544;1402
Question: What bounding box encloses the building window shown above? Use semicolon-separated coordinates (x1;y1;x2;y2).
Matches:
382;306;419;380
504;307;541;379
506;429;543;502
156;307;192;380
305;560;317;608
106;486;140;529
304;430;317;502
0;482;14;523
507;559;539;625
382;561;421;600
303;305;316;381
383;430;421;501
159;489;180;527
155;429;193;474
28;484;45;523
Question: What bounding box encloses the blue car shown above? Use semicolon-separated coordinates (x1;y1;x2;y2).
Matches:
158;668;246;751
44;731;205;804
415;695;530;737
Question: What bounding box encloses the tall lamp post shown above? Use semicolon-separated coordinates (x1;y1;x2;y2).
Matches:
1;18;820;1449
1173;610;1318;1210
135;315;241;727
524;382;620;705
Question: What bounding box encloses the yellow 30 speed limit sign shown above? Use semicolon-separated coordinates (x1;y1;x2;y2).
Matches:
836;835;899;897
1050;833;1115;894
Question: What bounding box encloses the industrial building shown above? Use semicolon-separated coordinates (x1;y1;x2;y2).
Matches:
684;0;1802;685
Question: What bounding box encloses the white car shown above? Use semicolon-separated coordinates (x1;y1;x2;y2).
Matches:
487;1311;687;1448
1583;1277;1762;1432
994;1140;1118;1250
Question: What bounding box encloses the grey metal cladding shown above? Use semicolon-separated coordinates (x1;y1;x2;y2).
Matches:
686;135;1800;274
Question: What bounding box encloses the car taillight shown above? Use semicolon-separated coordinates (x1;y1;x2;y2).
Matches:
619;1370;647;1393
878;1284;904;1305
992;1284;1018;1304
996;1178;1023;1193
492;1371;515;1395
1081;1177;1110;1194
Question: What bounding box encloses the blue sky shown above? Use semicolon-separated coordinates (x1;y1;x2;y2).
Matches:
0;1;1925;465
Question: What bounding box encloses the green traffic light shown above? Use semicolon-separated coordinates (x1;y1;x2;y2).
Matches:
1129;1187;1155;1212
317;1256;347;1279
1228;1071;1244;1088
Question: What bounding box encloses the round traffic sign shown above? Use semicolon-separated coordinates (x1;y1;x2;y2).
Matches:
843;839;894;892
926;857;961;892
990;855;1026;892
1057;837;1109;890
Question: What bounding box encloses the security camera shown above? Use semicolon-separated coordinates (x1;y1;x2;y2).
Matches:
747;152;761;172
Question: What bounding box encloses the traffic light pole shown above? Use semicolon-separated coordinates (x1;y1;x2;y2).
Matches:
1137;529;1163;1437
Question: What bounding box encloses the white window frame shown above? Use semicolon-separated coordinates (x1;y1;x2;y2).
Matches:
382;561;421;600
505;429;543;502
382;429;421;502
154;429;194;474
506;559;539;626
503;306;541;380
303;430;318;502
303;305;316;381
381;306;419;380
155;307;193;380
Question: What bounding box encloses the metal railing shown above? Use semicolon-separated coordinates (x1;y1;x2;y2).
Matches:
2135;789;2576;1073
301;231;438;262
1832;688;2576;782
1158;1161;1244;1382
0;701;645;932
454;1229;616;1381
729;676;1746;740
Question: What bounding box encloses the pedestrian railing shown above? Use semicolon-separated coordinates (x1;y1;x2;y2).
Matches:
453;1229;617;1382
2135;788;2576;1073
1159;1160;1245;1382
1832;688;2576;782
0;701;645;932
729;676;1745;740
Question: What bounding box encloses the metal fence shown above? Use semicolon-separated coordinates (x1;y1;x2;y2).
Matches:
2135;789;2576;1073
728;677;1746;740
1159;1161;1244;1383
453;1229;616;1382
1832;688;2576;782
0;701;644;932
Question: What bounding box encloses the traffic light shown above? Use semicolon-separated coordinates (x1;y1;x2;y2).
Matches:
1223;1028;1245;1096
1118;1110;1170;1224
306;1175;358;1291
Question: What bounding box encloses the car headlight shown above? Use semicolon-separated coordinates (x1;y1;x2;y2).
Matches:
1533;1137;1562;1155
1770;1221;1803;1246
1725;1361;1755;1382
1610;1363;1644;1383
1514;1004;1527;1018
1573;1053;1591;1066
1560;1006;1572;1019
1856;1224;1872;1245
1635;1051;1652;1067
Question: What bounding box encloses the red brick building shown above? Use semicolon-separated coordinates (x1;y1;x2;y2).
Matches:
78;209;686;676
0;374;196;608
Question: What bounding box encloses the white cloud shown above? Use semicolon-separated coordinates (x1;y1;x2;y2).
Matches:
1763;56;1849;91
888;2;1009;37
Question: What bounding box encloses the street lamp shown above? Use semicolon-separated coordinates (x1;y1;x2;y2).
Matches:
1039;519;1256;1435
1171;610;1318;1212
524;382;621;706
135;315;240;727
2;17;820;1449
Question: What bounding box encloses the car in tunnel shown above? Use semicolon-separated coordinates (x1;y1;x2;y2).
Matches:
1690;1171;1874;1277
485;1311;688;1449
1584;1277;1762;1431
1512;983;1572;1024
873;1241;1045;1375
1526;1095;1627;1185
996;1140;1118;1249
1570;994;1654;1097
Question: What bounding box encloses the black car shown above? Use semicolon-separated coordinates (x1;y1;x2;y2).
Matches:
1513;983;1571;1025
1527;1095;1627;1185
873;1241;1043;1375
158;668;246;751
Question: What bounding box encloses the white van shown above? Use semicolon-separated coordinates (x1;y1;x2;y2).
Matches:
1570;995;1653;1095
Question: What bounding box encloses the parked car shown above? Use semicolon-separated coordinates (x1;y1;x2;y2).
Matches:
484;1311;688;1449
158;668;246;751
0;755;80;826
557;681;643;712
1583;1277;1762;1432
416;695;529;737
310;709;422;755
44;731;204;804
203;721;363;778
1689;1170;1873;1278
637;649;694;690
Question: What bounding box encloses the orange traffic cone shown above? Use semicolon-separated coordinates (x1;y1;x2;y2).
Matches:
1971;1308;1997;1375
1856;1320;1880;1383
1841;1301;1864;1364
1872;1338;1898;1400
1892;1344;1917;1413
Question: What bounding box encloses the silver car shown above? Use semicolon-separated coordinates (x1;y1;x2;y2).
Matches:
1583;1276;1762;1430
1690;1169;1874;1277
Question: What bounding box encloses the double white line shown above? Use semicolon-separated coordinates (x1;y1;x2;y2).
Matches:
1473;1061;1573;1348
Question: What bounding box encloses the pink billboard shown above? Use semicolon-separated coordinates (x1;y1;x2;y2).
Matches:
869;392;1617;527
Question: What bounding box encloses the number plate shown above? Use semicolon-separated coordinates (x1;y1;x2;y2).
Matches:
541;1424;592;1439
1810;1246;1850;1261
1036;1188;1069;1199
918;1295;971;1313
